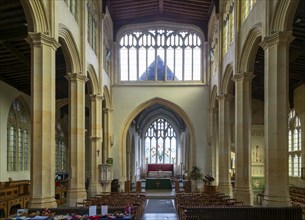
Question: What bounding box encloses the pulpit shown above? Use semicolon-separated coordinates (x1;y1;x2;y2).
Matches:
99;164;113;184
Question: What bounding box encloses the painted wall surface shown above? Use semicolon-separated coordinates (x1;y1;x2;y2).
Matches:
0;81;31;181
111;85;210;179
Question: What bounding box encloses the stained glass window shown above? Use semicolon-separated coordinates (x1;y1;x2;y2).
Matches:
56;123;67;173
144;118;177;164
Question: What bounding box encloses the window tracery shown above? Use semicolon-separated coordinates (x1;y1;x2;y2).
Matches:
144;118;177;164
7;99;30;171
119;28;202;82
288;109;302;177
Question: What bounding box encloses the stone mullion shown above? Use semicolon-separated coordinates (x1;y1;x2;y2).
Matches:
26;32;60;208
66;73;87;206
233;72;254;205
260;31;294;206
88;94;103;197
217;94;233;196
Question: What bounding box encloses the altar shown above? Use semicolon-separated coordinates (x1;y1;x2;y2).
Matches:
148;170;172;178
145;178;172;190
146;164;174;177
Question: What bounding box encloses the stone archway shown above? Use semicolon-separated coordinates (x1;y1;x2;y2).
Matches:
119;97;196;183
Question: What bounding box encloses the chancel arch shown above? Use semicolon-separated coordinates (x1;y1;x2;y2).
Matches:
119;97;196;182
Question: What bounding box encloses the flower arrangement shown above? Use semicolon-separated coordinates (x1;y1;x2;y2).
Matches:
189;166;203;181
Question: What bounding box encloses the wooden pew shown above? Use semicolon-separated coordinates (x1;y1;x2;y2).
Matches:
180;207;302;220
0;180;31;218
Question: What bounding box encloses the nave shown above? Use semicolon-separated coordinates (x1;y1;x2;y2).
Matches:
141;192;178;220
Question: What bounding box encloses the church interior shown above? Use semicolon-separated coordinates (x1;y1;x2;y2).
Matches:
0;0;305;219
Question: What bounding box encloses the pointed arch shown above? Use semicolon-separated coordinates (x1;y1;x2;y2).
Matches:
221;64;234;95
239;25;262;73
210;85;218;109
58;26;82;73
87;65;100;95
119;97;196;178
271;0;299;32
103;86;111;108
21;0;50;33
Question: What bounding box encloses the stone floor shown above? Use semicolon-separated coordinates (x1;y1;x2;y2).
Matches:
141;190;178;220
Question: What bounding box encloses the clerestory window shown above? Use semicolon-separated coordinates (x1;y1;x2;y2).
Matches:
87;2;97;54
223;0;235;55
241;0;256;23
65;0;78;22
119;29;202;82
144;118;177;164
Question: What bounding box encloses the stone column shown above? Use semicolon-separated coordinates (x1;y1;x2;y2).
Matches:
88;94;103;197
66;73;88;206
209;107;218;184
103;107;113;163
217;94;233;196
233;72;254;205
260;31;294;206
102;107;113;192
26;32;60;208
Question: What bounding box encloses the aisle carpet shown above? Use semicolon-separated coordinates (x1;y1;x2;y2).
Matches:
144;199;176;213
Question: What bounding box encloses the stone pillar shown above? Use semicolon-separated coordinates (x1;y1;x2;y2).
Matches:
209;107;218;184
102;107;113;192
88;94;103;197
217;94;233;196
26;32;60;208
103;107;112;163
260;31;294;206
66;73;88;206
233;72;254;205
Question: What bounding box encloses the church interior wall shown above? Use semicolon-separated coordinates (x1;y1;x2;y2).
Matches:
0;0;304;209
56;1;82;49
111;85;210;179
238;0;265;48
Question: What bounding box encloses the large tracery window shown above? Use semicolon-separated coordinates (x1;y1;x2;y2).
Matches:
288;109;302;177
144;118;177;164
7;99;30;172
119;29;202;82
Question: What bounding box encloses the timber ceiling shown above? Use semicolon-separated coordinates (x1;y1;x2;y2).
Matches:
253;0;305;105
0;0;304;107
107;0;218;38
